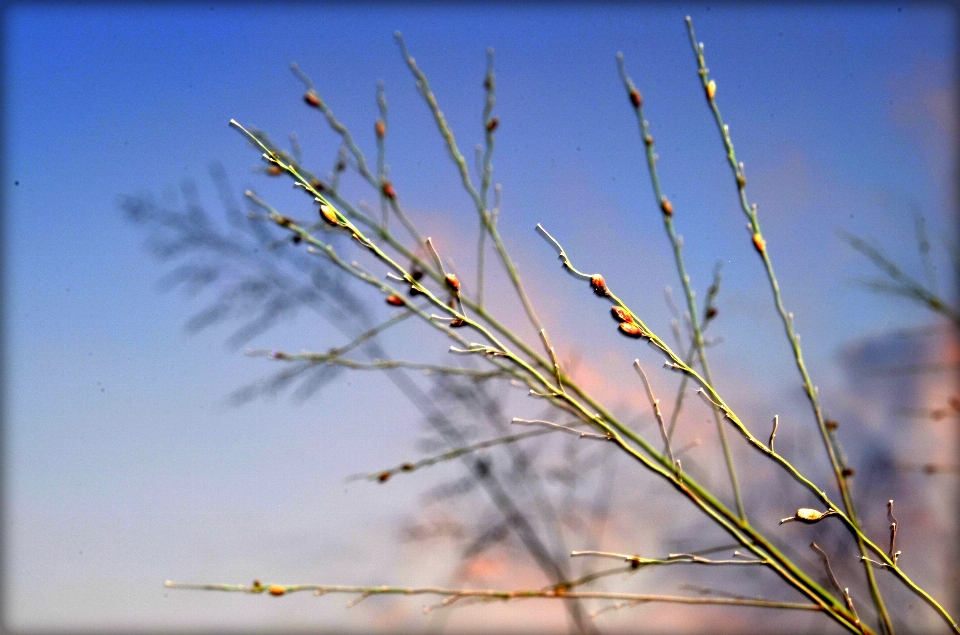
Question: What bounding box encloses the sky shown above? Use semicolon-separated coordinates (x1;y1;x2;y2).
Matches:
3;3;958;633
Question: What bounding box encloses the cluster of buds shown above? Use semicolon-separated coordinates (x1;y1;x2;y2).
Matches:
706;79;717;101
382;181;397;200
610;305;644;339
303;91;321;108
590;274;608;297
318;202;339;226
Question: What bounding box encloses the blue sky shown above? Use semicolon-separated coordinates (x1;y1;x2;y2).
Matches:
3;3;957;631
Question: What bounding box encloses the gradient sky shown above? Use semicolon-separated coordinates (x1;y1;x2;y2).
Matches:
3;3;957;632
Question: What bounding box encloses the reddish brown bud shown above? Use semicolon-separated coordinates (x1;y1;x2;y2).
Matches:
377;471;391;482
447;299;456;309
752;232;766;254
449;318;466;328
335;160;346;173
303;91;320;107
485;117;500;132
400;463;415;471
385;294;404;306
411;268;424;281
644;134;654;146
445;274;461;293
252;579;262;589
319;203;339;226
611;306;632;323
265;165;283;177
375;119;386;139
841;467;856;477
268;585;286;596
310;178;326;192
382;181;397;200
274;215;293;228
825;420;838;431
291;234;302;244
706;306;718;319
629;89;642;108
590;274;608;297
660;198;674;217
618;322;644;338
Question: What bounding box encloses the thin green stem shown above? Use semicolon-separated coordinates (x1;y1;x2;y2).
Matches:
684;17;896;635
617;54;745;521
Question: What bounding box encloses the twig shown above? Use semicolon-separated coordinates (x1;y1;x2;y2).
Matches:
633;360;675;469
512;418;611;441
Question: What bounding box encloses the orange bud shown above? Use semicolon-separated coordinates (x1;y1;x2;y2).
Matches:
265;165;283;177
303;92;320;107
268;585;286;596
485;117;500;132
661;198;673;216
445;274;461;293
752;232;766;254
610;306;632;323
590;274;608;297
385;294;404;306
706;80;717;100
618;322;644;338
382;181;396;200
449;318;466;328
377;472;391;482
825;420;838;431
319;203;338;226
629;89;642;108
375;119;386;139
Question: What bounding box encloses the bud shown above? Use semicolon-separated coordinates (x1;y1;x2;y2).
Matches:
377;472;391;482
445;274;461;293
268;585;287;596
400;463;415;471
736;172;746;189
590;274;608;297
629;89;642;108
335;160;346;173
265;165;283;177
752;232;766;254
619;322;644;338
644;134;654;146
485;117;500;133
449;318;466;328
310;178;326;192
319;203;338;226
291;234;302;244
611;306;632;323
303;91;320;108
825;420;838;431
661;198;674;217
706;307;718;319
274;215;293;228
841;467;855;477
385;294;404;306
382;181;397;200
706;80;717;100
375;119;386;139
411;268;424;281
